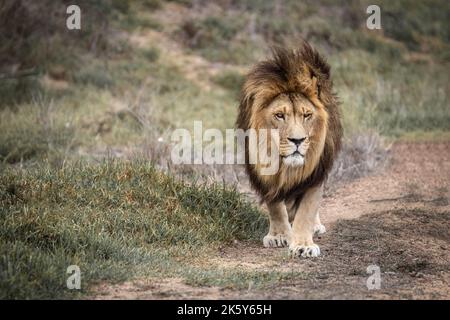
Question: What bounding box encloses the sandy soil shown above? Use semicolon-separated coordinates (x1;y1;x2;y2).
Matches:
92;142;450;299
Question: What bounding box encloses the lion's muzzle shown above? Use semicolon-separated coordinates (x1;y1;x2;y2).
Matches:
280;137;309;167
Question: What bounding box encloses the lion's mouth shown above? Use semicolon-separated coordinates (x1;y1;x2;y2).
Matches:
282;150;304;158
281;150;305;167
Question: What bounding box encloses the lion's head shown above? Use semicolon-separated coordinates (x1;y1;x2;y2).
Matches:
236;41;342;203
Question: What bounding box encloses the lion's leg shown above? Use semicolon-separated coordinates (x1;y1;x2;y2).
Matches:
313;211;326;235
286;195;326;233
285;198;297;224
263;201;292;248
289;185;323;258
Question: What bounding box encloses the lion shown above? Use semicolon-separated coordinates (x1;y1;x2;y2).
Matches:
236;41;342;258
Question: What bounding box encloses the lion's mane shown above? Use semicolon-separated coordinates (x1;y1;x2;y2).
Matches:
236;41;343;206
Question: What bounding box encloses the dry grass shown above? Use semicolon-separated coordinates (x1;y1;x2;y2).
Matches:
327;131;389;191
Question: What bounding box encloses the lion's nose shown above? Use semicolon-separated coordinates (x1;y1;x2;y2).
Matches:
288;137;306;146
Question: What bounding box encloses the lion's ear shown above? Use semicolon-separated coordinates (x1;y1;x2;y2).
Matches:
300;64;321;99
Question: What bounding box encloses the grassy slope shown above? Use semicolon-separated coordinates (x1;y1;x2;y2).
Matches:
0;0;449;298
1;161;292;298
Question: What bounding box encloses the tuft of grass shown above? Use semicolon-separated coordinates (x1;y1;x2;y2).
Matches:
0;77;43;109
0;161;267;298
142;47;160;62
73;64;115;89
0;98;73;165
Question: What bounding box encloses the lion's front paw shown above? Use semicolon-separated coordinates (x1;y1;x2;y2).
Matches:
313;223;326;235
263;234;290;248
289;243;321;258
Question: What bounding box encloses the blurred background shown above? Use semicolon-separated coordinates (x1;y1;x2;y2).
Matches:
1;0;449;168
0;0;449;299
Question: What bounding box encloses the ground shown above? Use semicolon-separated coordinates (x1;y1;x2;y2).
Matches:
91;141;450;299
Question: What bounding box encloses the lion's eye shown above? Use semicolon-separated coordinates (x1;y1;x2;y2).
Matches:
275;113;285;120
304;113;312;120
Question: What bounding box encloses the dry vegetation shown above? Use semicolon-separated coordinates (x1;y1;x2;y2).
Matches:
0;0;449;299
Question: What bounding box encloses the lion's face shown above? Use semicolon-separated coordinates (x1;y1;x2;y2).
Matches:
261;93;322;168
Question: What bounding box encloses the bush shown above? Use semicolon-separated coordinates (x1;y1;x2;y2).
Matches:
180;16;242;49
212;70;245;97
142;0;162;10
142;47;160;62
73;65;115;89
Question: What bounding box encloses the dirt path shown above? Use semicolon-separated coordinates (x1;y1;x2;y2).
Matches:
92;142;450;299
322;142;450;225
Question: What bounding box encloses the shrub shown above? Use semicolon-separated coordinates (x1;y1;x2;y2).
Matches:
212;70;245;97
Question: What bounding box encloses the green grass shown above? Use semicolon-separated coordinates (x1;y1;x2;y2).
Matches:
0;161;269;298
0;97;73;165
170;0;450;137
2;0;447;154
331;49;450;137
175;0;450;63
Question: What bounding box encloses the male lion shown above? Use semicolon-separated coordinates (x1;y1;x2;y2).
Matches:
236;41;342;258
